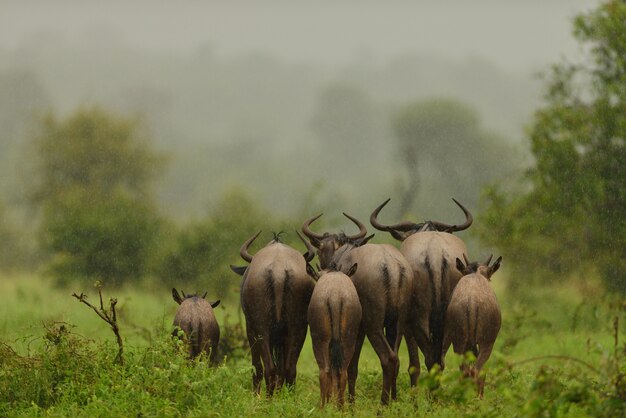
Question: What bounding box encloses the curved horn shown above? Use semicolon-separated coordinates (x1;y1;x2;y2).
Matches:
239;230;262;263
342;212;367;240
296;230;316;263
485;254;493;266
301;213;325;241
370;198;419;233
430;198;473;232
370;198;393;232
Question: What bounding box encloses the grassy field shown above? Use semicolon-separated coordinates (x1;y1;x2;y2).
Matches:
1;272;624;417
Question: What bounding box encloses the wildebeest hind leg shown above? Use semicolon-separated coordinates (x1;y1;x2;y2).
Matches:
312;337;331;406
284;326;308;388
347;328;366;403
368;329;398;404
248;337;263;395
405;332;420;387
474;343;494;398
258;337;276;397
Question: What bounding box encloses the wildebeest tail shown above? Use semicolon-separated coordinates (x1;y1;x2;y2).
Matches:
185;323;202;358
430;307;445;366
384;309;399;349
270;320;287;366
330;338;344;371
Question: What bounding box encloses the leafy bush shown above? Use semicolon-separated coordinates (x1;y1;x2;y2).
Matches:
42;189;161;286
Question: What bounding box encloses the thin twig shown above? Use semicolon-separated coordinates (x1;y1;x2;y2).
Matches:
506;355;601;375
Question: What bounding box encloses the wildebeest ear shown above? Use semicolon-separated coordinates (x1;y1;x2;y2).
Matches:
456;258;466;274
346;263;358;277
209;300;220;308
390;230;405;242
230;265;247;276
306;263;319;280
172;288;183;305
355;234;375;246
488;256;502;278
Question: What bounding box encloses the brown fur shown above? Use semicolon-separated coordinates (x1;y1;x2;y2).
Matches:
302;214;412;405
308;267;362;408
400;231;467;378
442;256;502;398
369;198;473;386
172;289;220;364
238;237;316;397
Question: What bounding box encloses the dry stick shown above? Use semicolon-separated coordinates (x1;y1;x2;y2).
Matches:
72;289;124;365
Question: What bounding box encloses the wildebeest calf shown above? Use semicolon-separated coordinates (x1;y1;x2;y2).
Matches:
172;288;221;364
442;255;502;398
307;263;362;407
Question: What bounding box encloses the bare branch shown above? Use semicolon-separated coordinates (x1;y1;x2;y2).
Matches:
72;289;124;365
506;355;601;375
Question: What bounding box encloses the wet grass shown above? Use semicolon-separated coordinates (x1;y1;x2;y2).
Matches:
1;273;624;417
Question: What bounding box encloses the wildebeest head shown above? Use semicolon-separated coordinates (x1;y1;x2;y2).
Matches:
455;254;502;281
172;288;221;308
301;212;374;269
370;198;473;241
306;261;358;280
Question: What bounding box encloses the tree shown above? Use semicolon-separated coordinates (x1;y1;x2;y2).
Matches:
42;189;161;286
29;107;163;205
477;0;626;292
28;107;165;285
310;82;382;153
392;98;520;216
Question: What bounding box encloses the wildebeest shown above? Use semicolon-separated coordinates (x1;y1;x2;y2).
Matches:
370;198;473;384
302;213;412;404
172;288;221;364
307;263;362;408
443;254;502;398
231;231;316;396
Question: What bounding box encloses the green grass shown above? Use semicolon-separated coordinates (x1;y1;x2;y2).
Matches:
1;273;624;417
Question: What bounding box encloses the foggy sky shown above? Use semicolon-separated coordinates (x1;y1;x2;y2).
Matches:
1;0;598;73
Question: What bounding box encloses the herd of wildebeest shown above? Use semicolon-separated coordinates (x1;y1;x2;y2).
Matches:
171;198;502;407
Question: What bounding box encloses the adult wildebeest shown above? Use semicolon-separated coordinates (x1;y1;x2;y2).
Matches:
443;254;502;398
231;231;316;396
302;213;412;405
172;288;221;364
307;263;362;408
370;198;473;385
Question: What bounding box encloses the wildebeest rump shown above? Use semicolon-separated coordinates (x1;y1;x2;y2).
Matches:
443;254;502;398
370;198;473;385
307;263;362;407
232;231;316;396
172;288;221;364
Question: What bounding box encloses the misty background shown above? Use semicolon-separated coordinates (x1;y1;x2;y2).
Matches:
0;0;599;228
